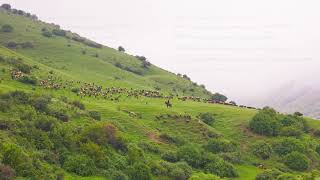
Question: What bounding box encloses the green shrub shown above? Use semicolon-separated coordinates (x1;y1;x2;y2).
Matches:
111;171;128;180
34;115;56;131
314;129;320;137
280;126;303;137
20;42;34;48
204;158;238;177
199;112;215;125
42;31;52;37
1;24;13;32
138;142;160;153
273;138;305;156
316;144;320;155
249;108;280;136
252;141;273;159
254;169;281;180
205;138;237;153
283;151;310;171
127;163;152;180
2;143;34;177
127;144;145;165
6;41;18;48
18;76;37;85
170;162;192;180
0;100;11;112
161;151;178;162
63;154;96;176
82;123;125;150
71;100;85;110
211;93;227;102
177;144;203;167
32;95;51;112
15;63;32;73
88;111;101;120
52;29;66;36
189;172;221;180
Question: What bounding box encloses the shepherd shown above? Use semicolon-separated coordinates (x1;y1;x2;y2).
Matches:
165;99;172;108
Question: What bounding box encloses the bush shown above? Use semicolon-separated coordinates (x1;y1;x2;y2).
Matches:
42;31;52;37
32;95;51;112
177;144;203;167
52;110;69;122
20;42;34;48
316;144;320;155
18;76;37;85
71;87;80;93
211;93;227;102
1;4;11;10
189;172;221;180
161;151;178;162
314;129;320;137
280;126;303;137
0;164;14;180
82;123;125;150
88;111;101;120
1;24;13;32
6;41;18;48
127;144;145;164
52;29;66;36
273;138;305;156
0;100;11;112
254;169;281;180
205;138;237;153
71;100;85;110
199;112;215;125
283;152;310;171
127;163;152;180
118;46;125;52
111;171;128;180
249;108;280;136
138;142;160;153
252;141;273;159
171;162;193;180
15;63;32;73
204;158;238;177
34;115;56;132
2;143;33;176
63;154;96;176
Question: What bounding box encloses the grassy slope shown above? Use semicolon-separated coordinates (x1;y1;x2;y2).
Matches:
0;9;211;98
0;8;320;180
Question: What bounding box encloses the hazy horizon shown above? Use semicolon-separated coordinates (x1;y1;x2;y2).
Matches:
4;0;320;106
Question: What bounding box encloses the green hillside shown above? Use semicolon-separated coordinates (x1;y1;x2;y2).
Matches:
0;4;320;180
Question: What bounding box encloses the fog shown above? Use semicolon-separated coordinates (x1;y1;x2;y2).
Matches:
4;0;320;105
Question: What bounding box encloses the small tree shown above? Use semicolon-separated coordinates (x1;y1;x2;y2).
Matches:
127;163;152;180
1;24;13;32
211;93;227;102
1;4;11;10
118;46;125;52
283;151;310;171
273;137;305;156
251;141;273;159
199;112;215;125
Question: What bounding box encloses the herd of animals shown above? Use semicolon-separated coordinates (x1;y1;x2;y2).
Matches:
10;69;260;110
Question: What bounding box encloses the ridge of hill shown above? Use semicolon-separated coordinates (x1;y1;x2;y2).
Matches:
1;4;320;180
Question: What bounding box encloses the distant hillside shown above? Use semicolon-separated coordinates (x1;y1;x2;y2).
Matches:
261;81;320;119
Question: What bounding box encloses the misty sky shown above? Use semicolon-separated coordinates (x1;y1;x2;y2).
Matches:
4;0;320;105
